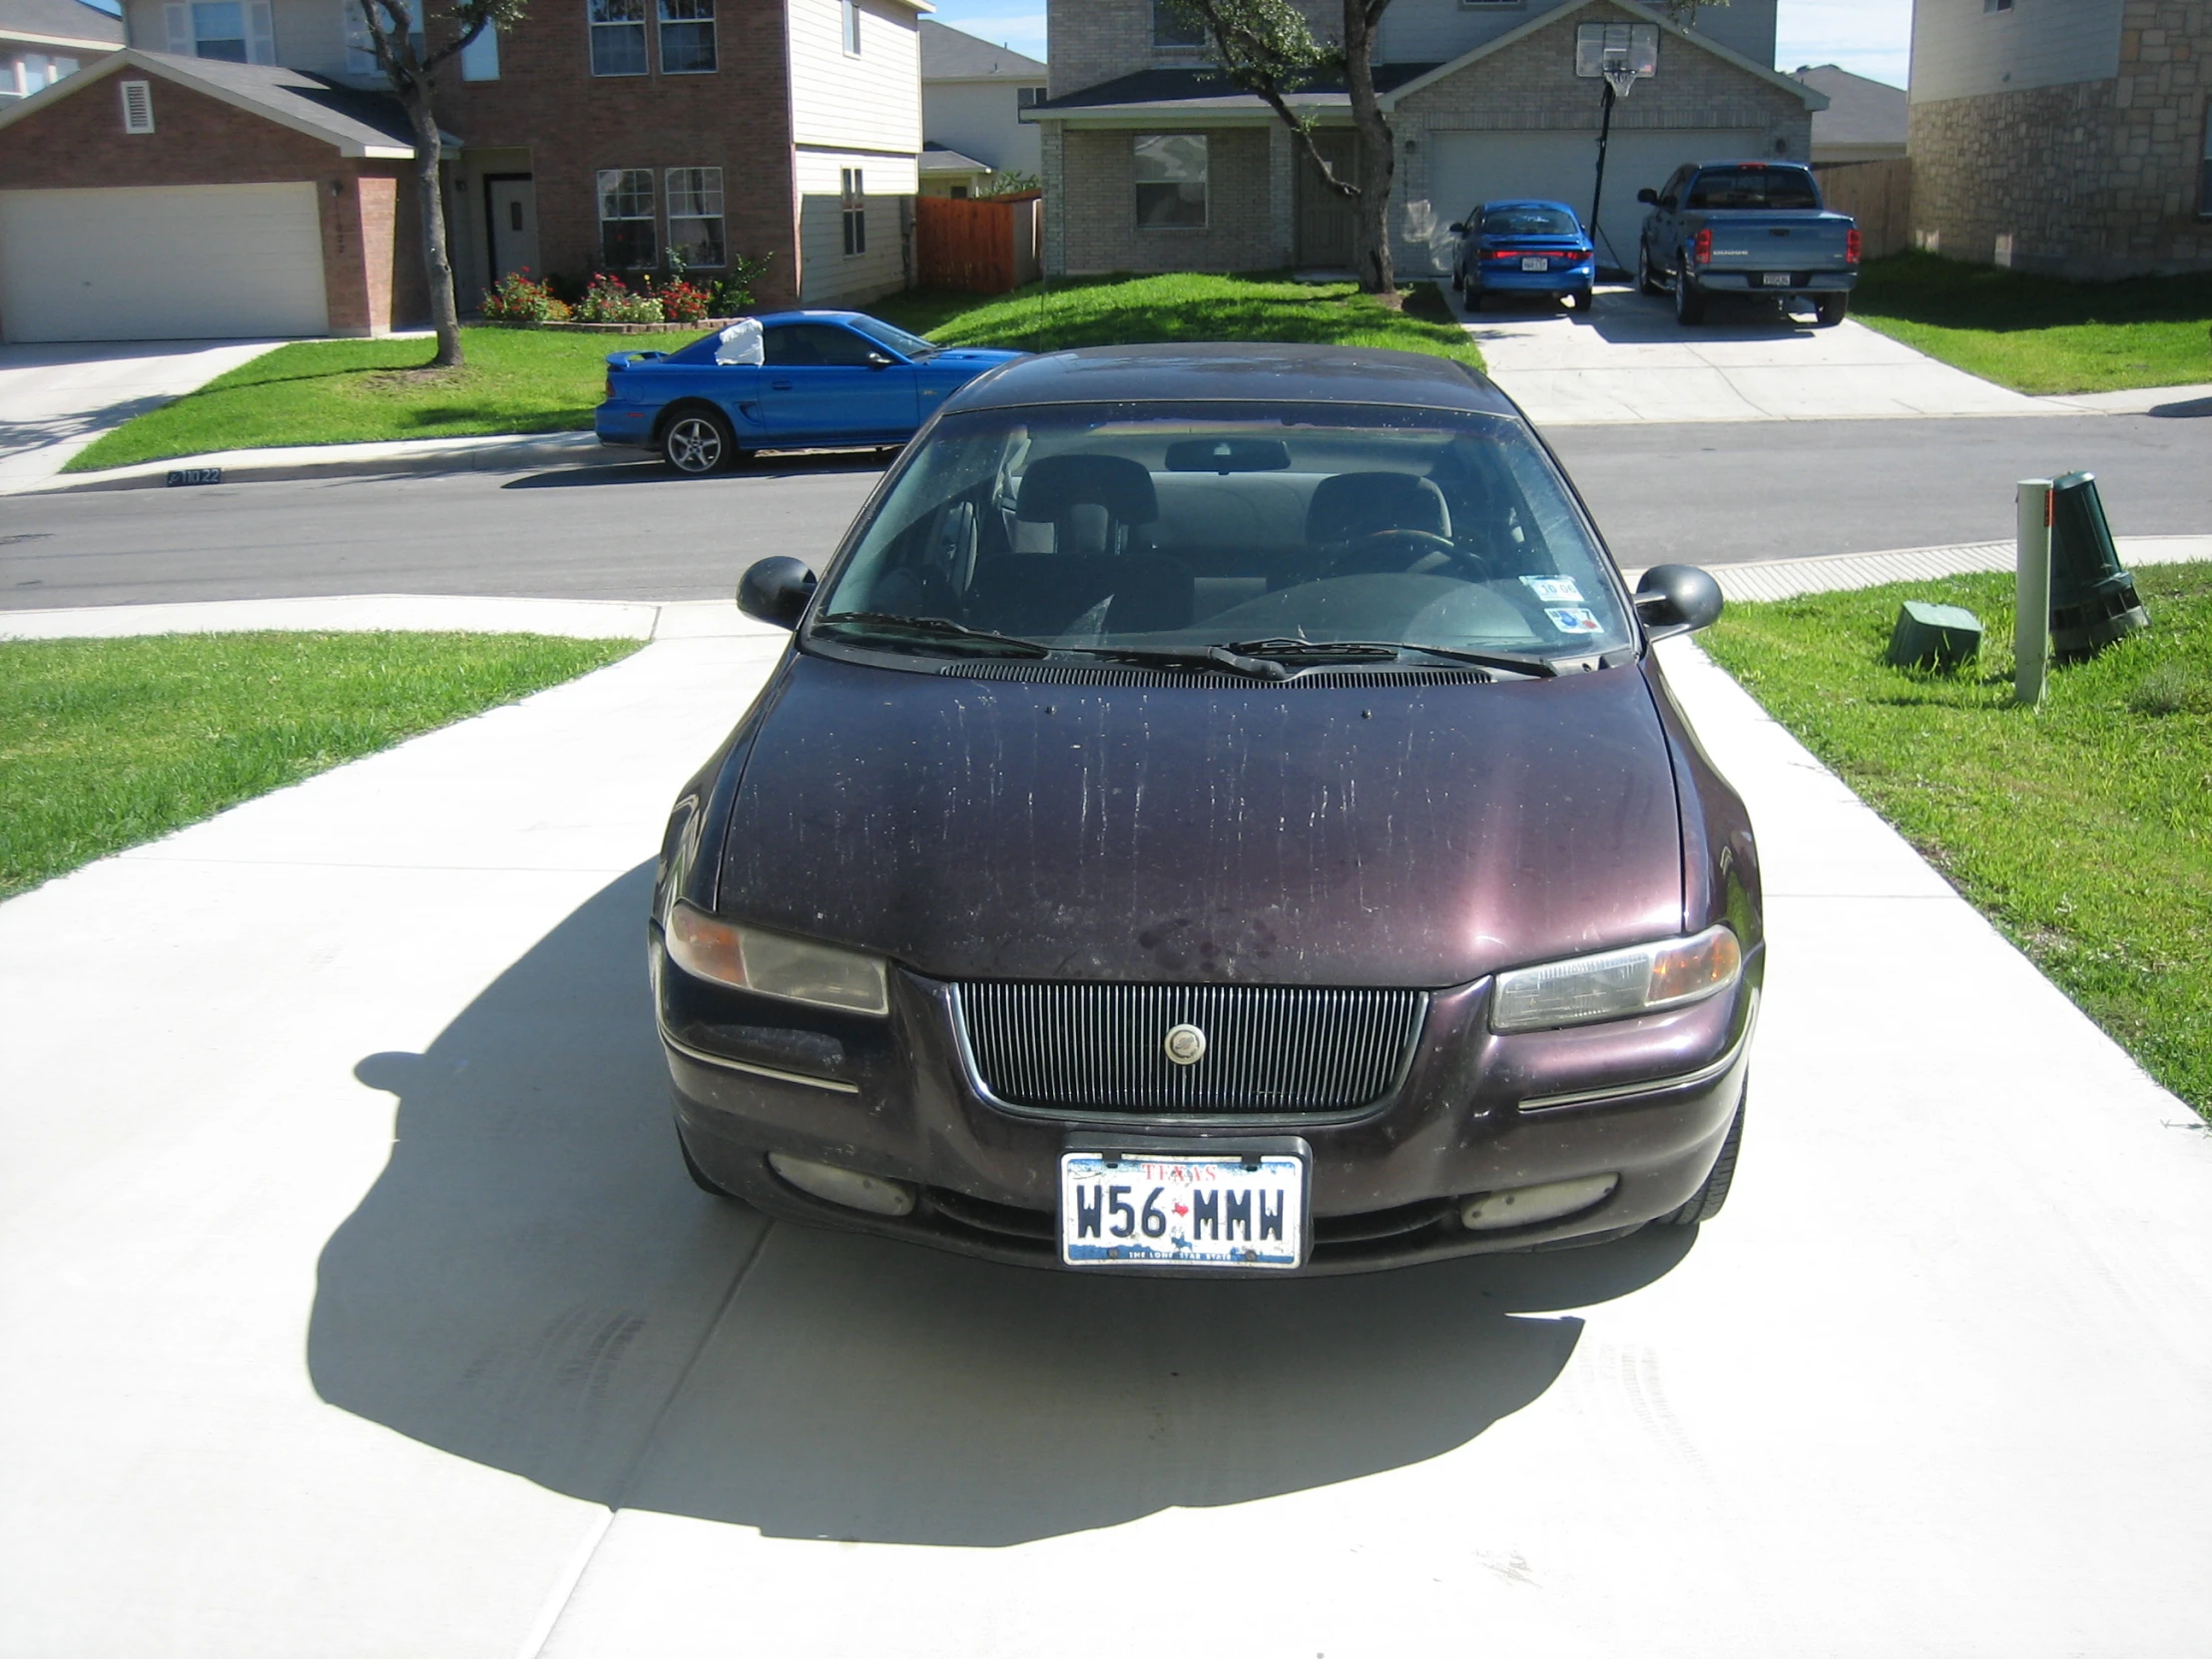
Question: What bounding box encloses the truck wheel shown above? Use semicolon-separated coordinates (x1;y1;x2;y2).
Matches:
1814;292;1850;328
1663;1086;1745;1226
1637;243;1665;297
1674;270;1708;325
662;408;736;475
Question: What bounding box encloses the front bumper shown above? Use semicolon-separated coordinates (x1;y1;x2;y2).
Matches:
656;940;1760;1275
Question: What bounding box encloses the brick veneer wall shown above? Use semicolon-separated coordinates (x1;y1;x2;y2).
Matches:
1908;0;2210;277
0;69;418;334
1055;125;1280;274
433;0;803;306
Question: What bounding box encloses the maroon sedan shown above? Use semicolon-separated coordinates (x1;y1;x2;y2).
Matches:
650;343;1759;1274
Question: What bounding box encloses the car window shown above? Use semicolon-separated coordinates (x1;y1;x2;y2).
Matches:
813;401;1633;664
845;314;937;358
1685;166;1820;211
1480;207;1579;239
762;323;882;367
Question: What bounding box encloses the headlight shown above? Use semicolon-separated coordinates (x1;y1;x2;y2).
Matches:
665;901;889;1016
1491;925;1741;1033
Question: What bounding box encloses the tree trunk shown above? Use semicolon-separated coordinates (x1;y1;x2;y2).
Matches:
1342;1;1396;299
403;88;464;367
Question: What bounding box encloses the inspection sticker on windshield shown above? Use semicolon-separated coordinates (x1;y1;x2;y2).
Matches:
1520;575;1584;604
1545;606;1603;635
1060;1149;1307;1269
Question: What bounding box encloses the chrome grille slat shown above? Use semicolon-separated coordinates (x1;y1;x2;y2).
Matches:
955;981;1425;1116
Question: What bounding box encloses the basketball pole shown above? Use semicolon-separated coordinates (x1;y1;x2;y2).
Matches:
1589;78;1618;275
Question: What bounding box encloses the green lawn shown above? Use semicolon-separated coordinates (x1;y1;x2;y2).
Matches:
1852;252;2212;395
1701;562;2212;1114
874;273;1480;367
0;632;639;897
65;326;702;472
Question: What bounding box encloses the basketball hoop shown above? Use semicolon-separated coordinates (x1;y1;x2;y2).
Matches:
1577;23;1659;278
1602;59;1640;100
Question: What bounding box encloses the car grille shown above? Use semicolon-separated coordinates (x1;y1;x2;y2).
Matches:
954;981;1426;1116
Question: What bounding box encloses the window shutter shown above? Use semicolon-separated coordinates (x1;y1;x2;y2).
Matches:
164;3;192;54
120;78;156;132
248;0;276;63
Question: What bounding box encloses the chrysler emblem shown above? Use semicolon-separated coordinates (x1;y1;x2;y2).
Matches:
1162;1023;1208;1066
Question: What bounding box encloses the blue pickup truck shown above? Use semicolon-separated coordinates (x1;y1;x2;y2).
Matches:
1634;162;1861;327
595;310;1023;474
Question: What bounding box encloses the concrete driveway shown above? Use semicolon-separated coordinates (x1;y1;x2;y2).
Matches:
4;601;2212;1656
1460;283;2063;425
0;338;295;491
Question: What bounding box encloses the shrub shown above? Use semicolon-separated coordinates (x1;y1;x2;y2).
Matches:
479;270;571;323
709;252;776;316
573;273;666;325
647;277;713;324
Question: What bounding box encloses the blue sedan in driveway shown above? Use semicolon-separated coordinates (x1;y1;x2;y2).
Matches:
1448;200;1597;313
595;310;1024;474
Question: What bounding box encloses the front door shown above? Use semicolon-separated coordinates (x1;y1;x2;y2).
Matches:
1296;131;1358;270
757;321;918;442
486;177;539;281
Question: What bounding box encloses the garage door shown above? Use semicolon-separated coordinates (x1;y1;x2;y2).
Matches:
0;183;328;343
1425;129;1768;276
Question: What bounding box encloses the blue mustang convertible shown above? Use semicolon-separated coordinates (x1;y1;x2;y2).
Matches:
595;310;1024;474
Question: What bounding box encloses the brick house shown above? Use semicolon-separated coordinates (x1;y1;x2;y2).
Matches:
1027;0;1824;279
1908;0;2210;278
0;0;923;342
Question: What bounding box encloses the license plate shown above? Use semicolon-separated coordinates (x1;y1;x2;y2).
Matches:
1060;1142;1309;1270
1521;257;1548;272
1761;272;1793;286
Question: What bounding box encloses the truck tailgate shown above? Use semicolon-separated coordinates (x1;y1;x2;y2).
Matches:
1706;213;1855;272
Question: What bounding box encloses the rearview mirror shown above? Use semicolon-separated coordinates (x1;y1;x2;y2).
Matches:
1636;187;1659;206
1635;564;1724;640
738;556;818;630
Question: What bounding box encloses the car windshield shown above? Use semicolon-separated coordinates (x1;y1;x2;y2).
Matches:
809;401;1633;668
1481;207;1580;239
1685;167;1821;211
846;314;940;358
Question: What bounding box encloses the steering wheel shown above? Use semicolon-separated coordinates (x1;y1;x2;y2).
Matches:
1326;527;1487;580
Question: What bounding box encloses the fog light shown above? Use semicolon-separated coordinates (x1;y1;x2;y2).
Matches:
1460;1174;1619;1232
768;1153;915;1217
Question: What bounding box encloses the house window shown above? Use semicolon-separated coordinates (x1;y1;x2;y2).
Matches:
342;2;422;75
120;79;155;132
459;21;499;79
841;168;866;256
1017;85;1046;108
589;0;648;75
658;0;715;72
1153;0;1204;48
167;0;275;64
598;168;657;266
1134;133;1207;228
667;167;726;265
841;0;860;55
949;184;969;199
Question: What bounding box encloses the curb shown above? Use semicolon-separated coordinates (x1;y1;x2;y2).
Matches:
19;430;618;496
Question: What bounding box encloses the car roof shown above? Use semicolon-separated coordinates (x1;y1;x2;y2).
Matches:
940;343;1519;419
1476;200;1582;219
747;309;874;328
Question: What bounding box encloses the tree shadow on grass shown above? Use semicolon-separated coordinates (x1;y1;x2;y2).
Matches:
310;862;1697;1546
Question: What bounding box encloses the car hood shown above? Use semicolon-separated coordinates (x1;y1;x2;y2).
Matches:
717;654;1684;986
925;347;1025;368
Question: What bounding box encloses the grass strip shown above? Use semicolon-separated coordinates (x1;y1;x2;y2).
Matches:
1701;562;2212;1114
65;327;702;473
0;631;639;897
872;273;1483;368
1851;252;2212;395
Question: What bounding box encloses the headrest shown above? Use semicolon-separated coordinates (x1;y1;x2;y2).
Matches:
1015;453;1159;524
1305;472;1451;543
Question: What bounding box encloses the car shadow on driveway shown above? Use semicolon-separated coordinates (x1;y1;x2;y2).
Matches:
501;450;894;489
311;863;1696;1546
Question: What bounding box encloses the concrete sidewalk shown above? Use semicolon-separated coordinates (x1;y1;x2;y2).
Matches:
5;582;2212;1653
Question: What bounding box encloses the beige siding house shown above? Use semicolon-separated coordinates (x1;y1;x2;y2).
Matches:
1909;0;2211;276
920;17;1045;182
789;0;923;301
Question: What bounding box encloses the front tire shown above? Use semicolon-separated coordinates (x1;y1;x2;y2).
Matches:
662;408;736;475
1814;291;1850;328
1674;267;1708;325
1664;1088;1744;1226
1637;241;1665;296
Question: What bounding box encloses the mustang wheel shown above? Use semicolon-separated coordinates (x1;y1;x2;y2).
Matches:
663;409;735;475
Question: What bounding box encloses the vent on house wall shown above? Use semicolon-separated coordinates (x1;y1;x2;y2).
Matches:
120;79;155;134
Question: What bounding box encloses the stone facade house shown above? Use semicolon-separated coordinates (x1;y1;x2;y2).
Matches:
0;0;924;342
1026;0;1824;278
1909;0;2210;277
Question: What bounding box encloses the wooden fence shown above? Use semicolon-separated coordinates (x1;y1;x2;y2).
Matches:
914;192;1043;293
1812;158;1913;260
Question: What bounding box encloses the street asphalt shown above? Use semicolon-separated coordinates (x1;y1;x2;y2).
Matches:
4;411;2205;609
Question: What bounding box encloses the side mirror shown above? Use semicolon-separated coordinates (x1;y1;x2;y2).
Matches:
1635;564;1724;640
864;351;894;369
1636;188;1658;206
1447;222;1465;235
738;556;818;629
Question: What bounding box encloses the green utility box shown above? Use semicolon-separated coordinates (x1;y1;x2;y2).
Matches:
2048;470;2149;659
1887;601;1984;670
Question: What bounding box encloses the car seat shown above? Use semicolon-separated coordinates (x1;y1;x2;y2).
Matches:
1015;454;1159;557
1300;472;1455;579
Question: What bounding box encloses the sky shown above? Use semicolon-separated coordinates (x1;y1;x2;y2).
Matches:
923;0;1915;89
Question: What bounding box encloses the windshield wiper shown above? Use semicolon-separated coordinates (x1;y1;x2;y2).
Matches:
1226;638;1558;680
1072;644;1292;682
813;612;1049;657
